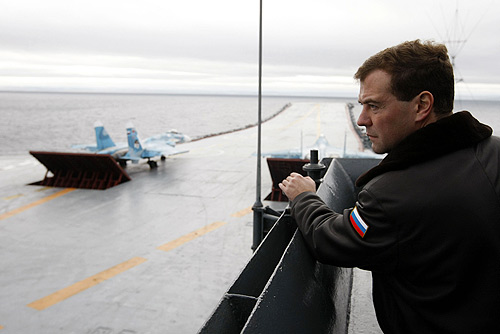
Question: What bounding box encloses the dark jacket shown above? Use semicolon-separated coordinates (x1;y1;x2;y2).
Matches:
291;111;500;333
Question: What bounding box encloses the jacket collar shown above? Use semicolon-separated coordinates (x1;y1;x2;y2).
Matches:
356;111;492;187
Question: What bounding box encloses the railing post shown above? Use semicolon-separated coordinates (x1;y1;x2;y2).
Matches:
302;149;326;188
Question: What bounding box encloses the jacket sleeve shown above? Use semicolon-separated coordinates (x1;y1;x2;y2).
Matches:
290;189;398;272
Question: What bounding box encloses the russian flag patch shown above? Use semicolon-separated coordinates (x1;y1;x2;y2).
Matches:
350;206;368;238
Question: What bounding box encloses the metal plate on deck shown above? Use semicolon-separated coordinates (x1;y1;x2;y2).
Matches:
264;158;309;202
29;151;131;190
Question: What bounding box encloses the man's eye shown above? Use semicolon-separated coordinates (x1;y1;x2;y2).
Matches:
369;104;378;110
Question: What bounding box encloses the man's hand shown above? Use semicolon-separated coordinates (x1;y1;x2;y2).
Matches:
278;172;316;202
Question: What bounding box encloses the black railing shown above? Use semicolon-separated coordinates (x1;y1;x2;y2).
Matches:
199;158;381;334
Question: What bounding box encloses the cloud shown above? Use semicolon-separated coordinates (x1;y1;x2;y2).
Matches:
0;0;498;98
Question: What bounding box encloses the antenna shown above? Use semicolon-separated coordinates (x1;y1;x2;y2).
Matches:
252;0;264;251
438;2;489;82
428;1;490;103
442;5;468;81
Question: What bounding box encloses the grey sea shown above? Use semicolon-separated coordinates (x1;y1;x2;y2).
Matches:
0;91;499;156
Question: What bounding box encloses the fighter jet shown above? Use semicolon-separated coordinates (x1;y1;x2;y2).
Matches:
73;122;190;168
119;123;189;169
261;134;382;160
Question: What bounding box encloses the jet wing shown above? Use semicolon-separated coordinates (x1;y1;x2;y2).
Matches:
144;131;191;146
142;142;189;157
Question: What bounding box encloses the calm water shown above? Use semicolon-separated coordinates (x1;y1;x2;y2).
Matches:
0;92;498;156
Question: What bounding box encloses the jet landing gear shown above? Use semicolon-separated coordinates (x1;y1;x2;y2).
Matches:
116;158;161;169
147;156;165;169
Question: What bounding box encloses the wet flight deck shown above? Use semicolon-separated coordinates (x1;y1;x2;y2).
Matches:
0;102;382;333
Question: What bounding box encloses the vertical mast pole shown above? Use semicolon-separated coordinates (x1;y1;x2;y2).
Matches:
252;0;263;250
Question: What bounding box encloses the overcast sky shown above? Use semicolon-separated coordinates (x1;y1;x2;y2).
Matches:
0;0;498;99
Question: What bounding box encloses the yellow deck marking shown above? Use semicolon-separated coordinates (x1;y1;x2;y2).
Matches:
280;104;319;130
231;206;253;218
0;188;75;221
316;105;322;137
2;194;24;200
157;221;227;252
27;257;147;311
35;186;53;192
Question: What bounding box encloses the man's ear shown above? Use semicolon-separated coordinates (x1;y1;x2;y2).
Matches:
415;91;434;122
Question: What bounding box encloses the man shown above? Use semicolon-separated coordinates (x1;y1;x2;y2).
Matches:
279;40;500;333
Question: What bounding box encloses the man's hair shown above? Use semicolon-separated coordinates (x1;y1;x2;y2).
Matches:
354;40;454;114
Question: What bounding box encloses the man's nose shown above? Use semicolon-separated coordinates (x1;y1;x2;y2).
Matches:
357;107;372;127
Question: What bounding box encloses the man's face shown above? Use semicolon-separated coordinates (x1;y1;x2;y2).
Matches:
357;70;419;154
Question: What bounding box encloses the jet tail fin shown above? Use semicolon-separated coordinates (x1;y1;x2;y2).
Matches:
94;121;116;150
126;123;144;158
